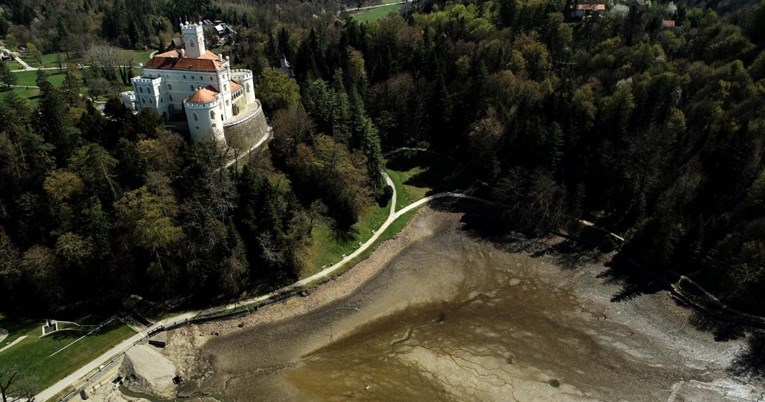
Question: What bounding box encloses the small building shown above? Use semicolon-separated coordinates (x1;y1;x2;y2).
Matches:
662;19;676;28
568;2;607;20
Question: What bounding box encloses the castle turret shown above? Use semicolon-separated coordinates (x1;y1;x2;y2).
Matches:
184;87;226;144
181;22;206;58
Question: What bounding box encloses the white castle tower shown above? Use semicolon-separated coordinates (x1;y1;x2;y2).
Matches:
181;21;206;58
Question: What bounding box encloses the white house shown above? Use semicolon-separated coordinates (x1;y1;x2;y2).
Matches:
121;21;258;145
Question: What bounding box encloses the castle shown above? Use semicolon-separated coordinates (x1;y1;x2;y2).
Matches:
121;21;261;146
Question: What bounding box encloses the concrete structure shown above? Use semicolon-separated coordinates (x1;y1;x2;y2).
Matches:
120;345;177;399
121;21;260;146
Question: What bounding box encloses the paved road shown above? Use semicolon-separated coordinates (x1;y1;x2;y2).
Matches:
344;0;412;13
0;336;27;353
13;56;34;71
34;312;195;402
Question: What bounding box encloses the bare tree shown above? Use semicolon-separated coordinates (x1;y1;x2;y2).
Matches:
84;45;130;82
0;365;38;402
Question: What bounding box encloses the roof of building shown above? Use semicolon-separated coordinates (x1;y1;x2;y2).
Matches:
230;81;242;93
186;87;219;104
145;49;223;72
575;3;606;11
662;19;676;27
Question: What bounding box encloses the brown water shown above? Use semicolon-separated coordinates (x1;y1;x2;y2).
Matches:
182;210;757;401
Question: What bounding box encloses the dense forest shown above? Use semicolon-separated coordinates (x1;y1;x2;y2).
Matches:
1;0;765;319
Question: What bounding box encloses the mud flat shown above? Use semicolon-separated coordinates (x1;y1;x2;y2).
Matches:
165;207;764;401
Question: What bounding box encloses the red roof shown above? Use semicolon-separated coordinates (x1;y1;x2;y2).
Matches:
230;81;242;92
145;50;223;72
186;87;219;104
662;19;676;27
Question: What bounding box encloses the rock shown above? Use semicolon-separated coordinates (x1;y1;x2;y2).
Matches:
120;345;177;399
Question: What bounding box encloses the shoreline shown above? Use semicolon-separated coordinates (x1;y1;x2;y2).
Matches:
90;206;763;401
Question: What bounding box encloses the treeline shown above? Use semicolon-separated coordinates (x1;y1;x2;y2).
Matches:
0;0;346;54
225;0;765;314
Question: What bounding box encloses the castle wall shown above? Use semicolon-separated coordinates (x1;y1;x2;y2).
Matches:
223;101;269;153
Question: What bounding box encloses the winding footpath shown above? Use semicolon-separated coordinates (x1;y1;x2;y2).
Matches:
34;170;493;401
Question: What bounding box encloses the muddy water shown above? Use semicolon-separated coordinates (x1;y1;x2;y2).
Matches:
189;209;757;401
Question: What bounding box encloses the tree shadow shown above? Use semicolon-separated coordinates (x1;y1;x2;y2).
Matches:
728;331;765;382
416;192;765;388
331;223;358;243
687;310;747;342
438;199;667;305
386;150;475;196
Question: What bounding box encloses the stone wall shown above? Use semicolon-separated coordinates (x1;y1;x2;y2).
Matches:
223;106;269;153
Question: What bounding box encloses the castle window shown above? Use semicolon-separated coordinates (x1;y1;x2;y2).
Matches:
168;84;172;90
190;85;194;91
210;111;216;120
190;40;195;48
183;75;187;79
193;113;198;121
169;94;173;101
139;87;143;93
246;83;251;93
224;84;227;91
210;77;213;81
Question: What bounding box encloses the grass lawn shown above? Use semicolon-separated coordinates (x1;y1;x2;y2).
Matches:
5;59;25;70
12;70;41;87
4;69;87;105
353;3;404;23
10;69;83;87
385;149;475;207
305;199;392;277
128;50;154;64
0;87;41;104
304;149;476;278
0;315;135;391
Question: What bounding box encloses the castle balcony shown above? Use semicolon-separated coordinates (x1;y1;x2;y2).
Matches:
230;82;244;102
230;69;253;82
224;99;262;128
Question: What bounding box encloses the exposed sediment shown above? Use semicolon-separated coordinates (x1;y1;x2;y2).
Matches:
162;207;763;401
